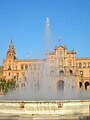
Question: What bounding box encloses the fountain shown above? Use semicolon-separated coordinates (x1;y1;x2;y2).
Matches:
0;17;90;119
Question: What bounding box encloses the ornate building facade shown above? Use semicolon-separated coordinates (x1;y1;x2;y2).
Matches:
1;41;90;91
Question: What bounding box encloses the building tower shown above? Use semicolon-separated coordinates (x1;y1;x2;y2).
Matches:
3;40;16;80
6;40;16;60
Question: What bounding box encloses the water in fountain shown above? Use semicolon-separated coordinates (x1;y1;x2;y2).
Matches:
0;57;90;101
0;17;90;100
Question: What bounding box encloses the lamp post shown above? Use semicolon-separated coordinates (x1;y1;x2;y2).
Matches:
80;71;84;90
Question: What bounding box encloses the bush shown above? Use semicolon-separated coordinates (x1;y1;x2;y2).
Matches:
0;79;16;93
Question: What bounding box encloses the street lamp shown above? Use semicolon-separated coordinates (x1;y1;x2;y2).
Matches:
80;71;84;90
80;71;83;76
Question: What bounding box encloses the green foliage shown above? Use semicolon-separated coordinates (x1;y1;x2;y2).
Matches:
0;79;16;93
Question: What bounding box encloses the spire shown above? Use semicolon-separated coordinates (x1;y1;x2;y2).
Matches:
8;40;15;53
11;40;12;44
11;35;12;43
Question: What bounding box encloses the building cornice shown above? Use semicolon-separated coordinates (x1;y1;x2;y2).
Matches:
14;59;44;62
76;57;90;60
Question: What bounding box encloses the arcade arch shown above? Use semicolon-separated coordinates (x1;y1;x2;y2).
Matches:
57;80;64;92
85;82;89;90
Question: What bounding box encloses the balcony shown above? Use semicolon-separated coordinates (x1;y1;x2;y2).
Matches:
8;68;11;70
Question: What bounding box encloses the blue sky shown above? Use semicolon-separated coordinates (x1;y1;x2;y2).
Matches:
0;0;90;64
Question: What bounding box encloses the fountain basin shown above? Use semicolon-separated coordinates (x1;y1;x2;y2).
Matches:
0;99;90;119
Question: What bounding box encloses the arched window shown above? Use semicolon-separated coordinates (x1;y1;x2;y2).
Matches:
29;64;32;70
59;70;64;76
8;72;10;76
88;62;90;68
79;82;82;88
83;62;86;68
76;63;78;68
8;66;11;70
57;80;64;92
79;62;82;68
85;82;89;90
21;64;24;70
25;64;28;69
70;70;73;75
17;73;19;77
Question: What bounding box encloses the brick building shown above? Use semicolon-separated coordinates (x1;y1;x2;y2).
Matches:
1;40;90;91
